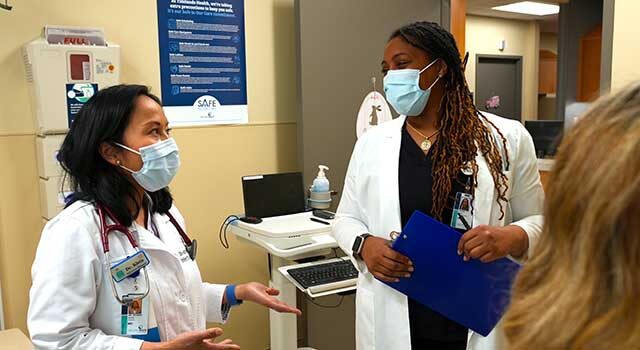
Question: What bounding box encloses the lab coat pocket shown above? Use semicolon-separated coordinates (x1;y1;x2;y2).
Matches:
355;286;375;350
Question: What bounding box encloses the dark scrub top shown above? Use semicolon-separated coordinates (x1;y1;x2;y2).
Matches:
398;121;472;349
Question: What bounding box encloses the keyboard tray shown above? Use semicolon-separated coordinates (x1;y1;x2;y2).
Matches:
279;257;359;298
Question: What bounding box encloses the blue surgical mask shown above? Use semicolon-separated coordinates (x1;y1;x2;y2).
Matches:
383;59;441;116
115;138;180;192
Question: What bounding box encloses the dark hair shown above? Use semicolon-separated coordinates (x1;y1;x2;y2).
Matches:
58;84;173;226
390;21;510;219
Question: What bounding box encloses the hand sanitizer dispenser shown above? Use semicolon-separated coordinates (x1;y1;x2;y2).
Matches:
308;165;331;209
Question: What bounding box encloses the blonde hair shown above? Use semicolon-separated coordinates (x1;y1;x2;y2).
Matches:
503;83;640;350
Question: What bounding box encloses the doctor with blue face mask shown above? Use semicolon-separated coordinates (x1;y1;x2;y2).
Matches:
383;58;442;117
114;137;181;193
27;84;301;350
333;21;544;350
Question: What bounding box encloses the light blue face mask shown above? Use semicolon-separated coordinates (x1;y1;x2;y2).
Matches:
383;59;441;116
115;138;180;192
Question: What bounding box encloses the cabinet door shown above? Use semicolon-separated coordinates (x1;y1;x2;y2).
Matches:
539;49;557;94
577;24;602;102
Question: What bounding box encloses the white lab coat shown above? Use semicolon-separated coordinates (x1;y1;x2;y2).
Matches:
333;113;544;350
28;200;229;350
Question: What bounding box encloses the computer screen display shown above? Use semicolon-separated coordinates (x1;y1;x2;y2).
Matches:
524;120;564;158
241;172;306;219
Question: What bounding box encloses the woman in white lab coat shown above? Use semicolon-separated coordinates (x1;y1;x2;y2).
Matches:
333;22;544;350
27;84;301;350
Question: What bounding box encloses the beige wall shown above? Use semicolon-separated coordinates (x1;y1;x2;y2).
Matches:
465;15;539;121
0;135;43;332
0;1;298;348
611;0;640;90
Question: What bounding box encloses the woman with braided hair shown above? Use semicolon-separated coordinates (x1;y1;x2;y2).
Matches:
332;21;544;350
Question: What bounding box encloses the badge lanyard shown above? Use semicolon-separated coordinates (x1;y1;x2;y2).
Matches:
97;204;151;305
451;163;475;230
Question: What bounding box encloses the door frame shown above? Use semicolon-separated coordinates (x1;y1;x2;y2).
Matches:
475;54;523;121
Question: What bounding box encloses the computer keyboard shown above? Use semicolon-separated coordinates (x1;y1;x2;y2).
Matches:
287;259;359;293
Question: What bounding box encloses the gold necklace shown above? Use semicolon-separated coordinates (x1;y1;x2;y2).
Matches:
406;122;441;152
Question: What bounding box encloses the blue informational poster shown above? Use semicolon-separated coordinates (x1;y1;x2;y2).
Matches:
157;0;248;126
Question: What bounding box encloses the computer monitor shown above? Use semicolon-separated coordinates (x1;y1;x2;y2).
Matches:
524;120;564;158
241;172;306;219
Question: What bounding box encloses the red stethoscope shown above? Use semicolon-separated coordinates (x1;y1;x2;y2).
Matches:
97;203;197;304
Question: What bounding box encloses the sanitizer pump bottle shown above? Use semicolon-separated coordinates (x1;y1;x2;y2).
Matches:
309;165;331;209
312;165;330;192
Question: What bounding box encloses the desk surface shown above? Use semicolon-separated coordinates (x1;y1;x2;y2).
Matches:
234;212;333;238
537;158;555;172
233;231;338;259
229;212;339;259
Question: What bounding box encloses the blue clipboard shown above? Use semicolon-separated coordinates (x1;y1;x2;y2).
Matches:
384;211;521;337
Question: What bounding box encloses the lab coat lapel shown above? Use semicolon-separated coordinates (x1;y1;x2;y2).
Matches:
135;194;179;257
135;214;190;290
473;151;495;226
135;215;179;259
378;116;405;233
372;116;411;349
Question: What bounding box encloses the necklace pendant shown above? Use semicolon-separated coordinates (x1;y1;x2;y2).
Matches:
420;139;432;152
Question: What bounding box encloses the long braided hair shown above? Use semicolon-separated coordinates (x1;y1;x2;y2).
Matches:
391;21;510;220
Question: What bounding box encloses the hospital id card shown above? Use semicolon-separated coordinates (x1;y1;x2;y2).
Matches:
451;192;474;230
121;294;149;336
110;250;150;282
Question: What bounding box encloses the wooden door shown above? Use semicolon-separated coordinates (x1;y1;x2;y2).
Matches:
577;24;602;102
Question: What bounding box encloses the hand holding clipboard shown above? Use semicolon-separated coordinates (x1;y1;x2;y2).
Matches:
383;210;521;337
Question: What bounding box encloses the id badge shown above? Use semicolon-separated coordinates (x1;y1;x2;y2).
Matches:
111;250;150;282
121;293;149;336
451;192;474;230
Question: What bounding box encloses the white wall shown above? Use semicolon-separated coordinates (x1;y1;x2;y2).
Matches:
465;15;539;121
611;0;640;89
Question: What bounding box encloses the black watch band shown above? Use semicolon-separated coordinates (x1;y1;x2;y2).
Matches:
352;233;372;260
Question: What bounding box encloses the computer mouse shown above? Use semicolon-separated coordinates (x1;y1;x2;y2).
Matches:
240;216;263;224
